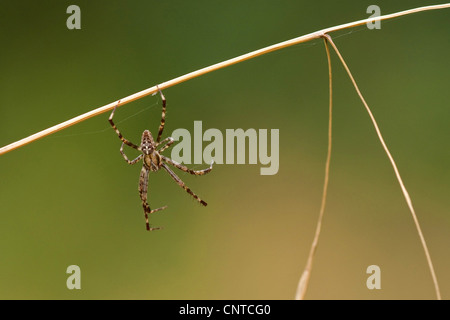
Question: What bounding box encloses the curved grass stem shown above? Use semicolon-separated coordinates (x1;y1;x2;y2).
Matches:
295;37;333;300
1;4;449;155
319;33;441;300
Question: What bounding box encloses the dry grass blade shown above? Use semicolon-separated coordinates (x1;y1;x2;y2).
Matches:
1;4;449;155
322;33;441;300
295;37;333;300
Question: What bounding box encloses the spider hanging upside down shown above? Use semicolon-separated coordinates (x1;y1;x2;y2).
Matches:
109;87;213;231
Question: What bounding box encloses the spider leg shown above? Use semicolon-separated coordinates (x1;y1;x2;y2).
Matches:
109;105;140;149
161;155;214;176
161;163;207;206
156;86;166;143
119;142;143;164
157;137;174;153
139;165;167;231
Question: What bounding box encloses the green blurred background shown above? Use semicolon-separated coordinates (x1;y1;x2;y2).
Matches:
0;0;449;299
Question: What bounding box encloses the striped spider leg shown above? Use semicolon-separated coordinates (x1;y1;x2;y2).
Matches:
109;87;213;231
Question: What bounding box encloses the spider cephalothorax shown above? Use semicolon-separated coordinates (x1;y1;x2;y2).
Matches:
109;87;213;231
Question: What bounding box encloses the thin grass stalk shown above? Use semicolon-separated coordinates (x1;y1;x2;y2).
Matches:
295;37;333;300
1;4;449;155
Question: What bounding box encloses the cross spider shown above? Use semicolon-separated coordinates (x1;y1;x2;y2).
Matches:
109;87;213;231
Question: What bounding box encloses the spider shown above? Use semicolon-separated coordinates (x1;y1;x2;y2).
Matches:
109;87;213;231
